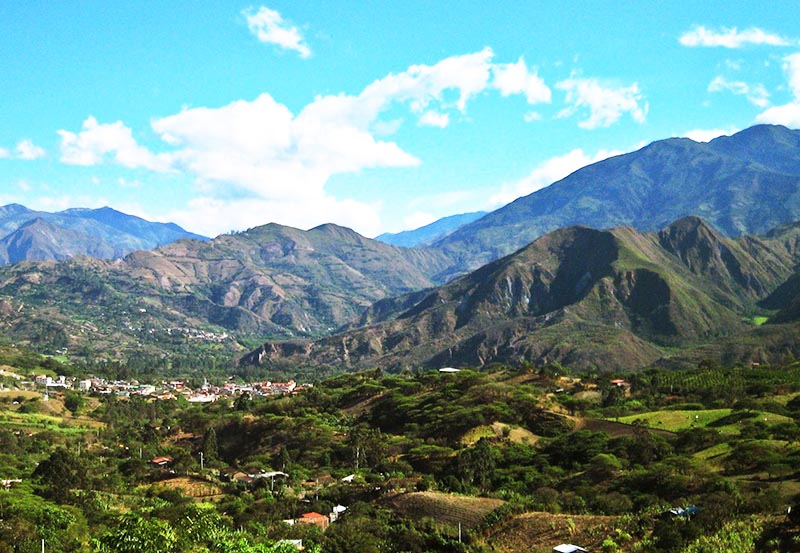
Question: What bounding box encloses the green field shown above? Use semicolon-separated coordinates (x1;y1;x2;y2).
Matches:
0;409;101;435
615;408;793;434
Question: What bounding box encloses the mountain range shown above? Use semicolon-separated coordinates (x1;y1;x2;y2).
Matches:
376;211;486;248
432;124;800;277
242;216;800;372
0;222;452;361
0;204;207;264
2;124;800;373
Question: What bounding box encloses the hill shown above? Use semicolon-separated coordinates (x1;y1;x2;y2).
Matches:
434;125;800;277
243;216;800;373
0;222;454;363
0;204;207;264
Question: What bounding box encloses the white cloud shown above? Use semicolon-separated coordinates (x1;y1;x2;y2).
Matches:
144;49;553;234
28;194;111;213
243;6;311;58
524;111;542;122
682;127;738;142
402;211;437;231
0;147;8;159
58;116;172;171
165;195;382;238
756;103;800;127
491;57;551;104
14;139;46;160
756;53;800;127
679;26;796;48
17;180;33;192
55;49;648;235
488;147;623;207
152;93;420;204
361;48;495;115
708;76;770;107
419;110;450;128
556;75;647;129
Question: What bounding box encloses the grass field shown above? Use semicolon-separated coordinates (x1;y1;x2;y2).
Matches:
0;408;103;434
155;476;224;499
461;422;539;446
615;409;793;434
487;512;618;553
388;491;505;530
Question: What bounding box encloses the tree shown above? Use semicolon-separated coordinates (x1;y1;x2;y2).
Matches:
33;447;86;503
202;427;219;463
92;513;178;553
64;391;85;414
457;437;496;491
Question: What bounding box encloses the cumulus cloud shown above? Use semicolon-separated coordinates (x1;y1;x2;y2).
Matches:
0;147;8;159
756;53;800;127
679;26;796;48
361;48;495;115
419;110;450;128
243;6;311;58
491;57;551;104
556;75;647;129
165;195;382;238
152;93;420;204
28;194;112;212
488;148;622;207
14;139;46;160
58;117;172;171
402;211;437;231
683;127;739;142
708;76;770;107
57;49;655;235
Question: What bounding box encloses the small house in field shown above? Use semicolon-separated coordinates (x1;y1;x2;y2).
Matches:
150;456;173;467
298;512;329;530
553;545;588;553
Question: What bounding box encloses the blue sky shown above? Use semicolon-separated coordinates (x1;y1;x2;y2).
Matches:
2;1;800;238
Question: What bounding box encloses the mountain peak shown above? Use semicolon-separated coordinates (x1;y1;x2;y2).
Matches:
0;203;33;217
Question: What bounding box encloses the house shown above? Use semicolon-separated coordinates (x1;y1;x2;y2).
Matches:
150;456;173;467
298;512;329;530
667;505;701;518
553;545;588;553
329;505;347;522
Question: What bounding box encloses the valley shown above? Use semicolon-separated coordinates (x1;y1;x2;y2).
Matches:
2;125;800;552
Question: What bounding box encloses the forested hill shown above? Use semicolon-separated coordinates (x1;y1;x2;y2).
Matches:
434;124;800;276
245;215;800;373
0;222;454;364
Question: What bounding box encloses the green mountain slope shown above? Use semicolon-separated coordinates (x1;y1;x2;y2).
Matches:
434;125;800;277
0;222;454;361
244;216;800;373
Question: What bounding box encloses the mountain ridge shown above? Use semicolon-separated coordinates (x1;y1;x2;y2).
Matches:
0;204;207;264
242;215;800;373
432;124;800;278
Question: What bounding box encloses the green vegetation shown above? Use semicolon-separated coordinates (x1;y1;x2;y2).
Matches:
1;347;800;551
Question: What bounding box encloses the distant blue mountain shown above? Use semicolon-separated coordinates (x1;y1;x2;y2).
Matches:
0;204;207;264
376;211;487;247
